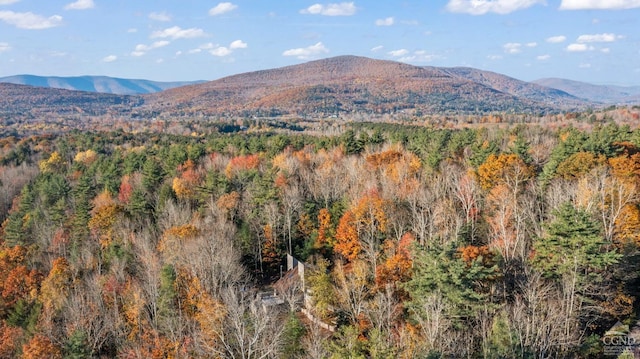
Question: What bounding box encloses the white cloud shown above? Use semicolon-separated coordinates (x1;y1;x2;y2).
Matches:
0;42;10;52
560;0;640;10
503;42;522;54
209;2;238;16
151;26;206;40
546;35;566;43
210;47;232;57
300;2;357;16
375;17;394;26
64;0;94;10
579;63;592;68
102;55;117;62
398;50;438;63
526;42;537;47
149;11;171;22
445;0;545;15
191;41;246;57
282;42;329;59
131;40;170;56
0;0;20;4
537;54;551;60
229;39;247;49
196;43;216;50
0;11;62;29
601;47;610;53
566;43;594;52
127;28;137;33
388;49;409;57
371;45;384;52
577;33;620;43
487;54;503;60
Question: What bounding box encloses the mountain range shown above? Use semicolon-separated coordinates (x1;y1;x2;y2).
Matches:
532;78;640;104
1;56;638;120
0;75;203;95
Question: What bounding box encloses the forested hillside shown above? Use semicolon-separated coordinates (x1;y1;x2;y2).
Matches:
144;56;587;117
1;116;640;358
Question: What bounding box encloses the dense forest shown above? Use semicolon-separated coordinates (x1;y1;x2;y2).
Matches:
1;113;640;358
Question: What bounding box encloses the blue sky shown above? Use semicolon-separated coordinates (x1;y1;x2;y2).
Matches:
0;0;639;85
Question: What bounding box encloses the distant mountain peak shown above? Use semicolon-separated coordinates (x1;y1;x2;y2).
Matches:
0;74;204;95
145;55;590;116
533;77;640;104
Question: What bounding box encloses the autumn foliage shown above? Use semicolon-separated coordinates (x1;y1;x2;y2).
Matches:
334;210;361;261
2;119;640;358
38;151;64;174
366;147;422;183
172;159;202;199
225;154;260;178
0;323;23;358
458;244;493;266
376;233;413;287
476;153;533;190
315;208;332;249
22;334;63;359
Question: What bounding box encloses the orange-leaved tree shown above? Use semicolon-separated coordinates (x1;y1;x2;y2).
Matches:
335;189;389;273
22;334;63;359
172;159;202;200
224;154;260;179
88;190;121;248
476;153;533;192
0;323;24;358
315;208;333;250
0;245;41;316
334;210;360;262
376;232;414;288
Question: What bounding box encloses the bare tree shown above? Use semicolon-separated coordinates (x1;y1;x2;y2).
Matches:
274;271;303;312
214;286;285;359
365;284;401;336
333;260;372;325
302;322;331;359
545;178;577;214
509;271;568;357
411;291;455;354
126;225;162;328
187;205;245;297
311;147;348;207
451;169;482;243
593;168;638;242
279;179;302;254
63;273;119;355
0;163;38;222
